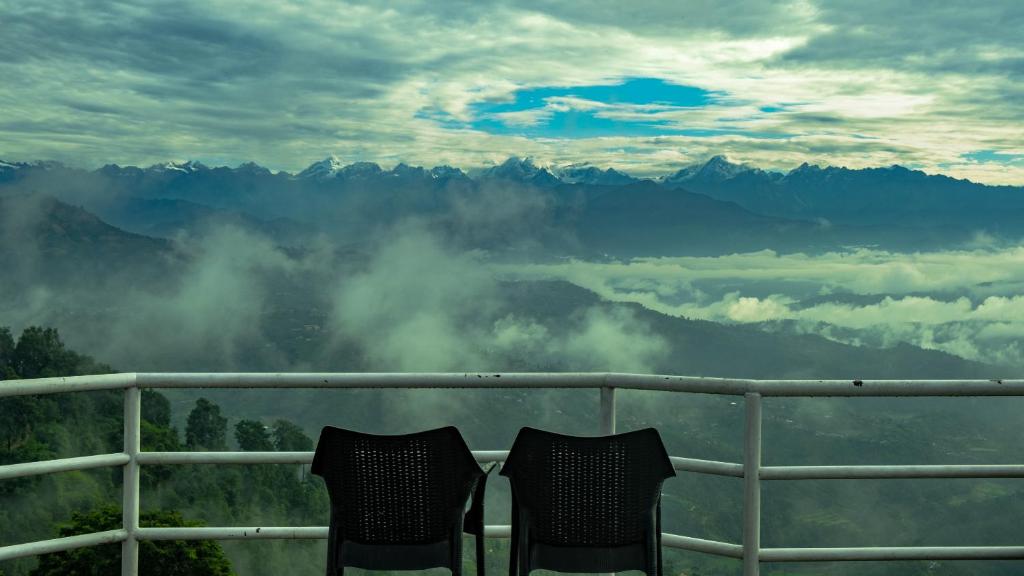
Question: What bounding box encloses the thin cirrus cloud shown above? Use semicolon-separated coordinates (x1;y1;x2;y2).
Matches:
0;0;1021;183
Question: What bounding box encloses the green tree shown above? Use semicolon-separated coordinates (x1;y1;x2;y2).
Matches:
0;326;16;379
13;326;77;379
141;419;181;488
0;397;44;452
185;398;227;450
2;326;111;380
143;389;173;428
30;506;232;576
272;419;313;451
235;419;273;451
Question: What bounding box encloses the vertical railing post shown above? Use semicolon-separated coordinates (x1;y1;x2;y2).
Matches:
599;385;617;576
122;385;141;576
599;386;616;435
743;392;762;576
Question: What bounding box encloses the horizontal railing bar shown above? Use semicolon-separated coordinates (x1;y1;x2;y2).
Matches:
0;453;130;481
134;373;1024;396
605;373;754;395
0;529;127;561
4;372;1024;397
749;379;1024;397
761;464;1024;480
135;450;511;465
136;372;617;390
760;545;1024;562
0;373;135;398
136;372;755;395
137;526;517;541
138;526;739;555
138;527;327;540
671;456;745;478
127;452;1024;481
137;452;312;465
662;533;745;559
473;450;508;463
485;525;511;538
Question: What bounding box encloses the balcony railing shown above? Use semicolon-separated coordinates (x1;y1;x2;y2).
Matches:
3;372;1024;576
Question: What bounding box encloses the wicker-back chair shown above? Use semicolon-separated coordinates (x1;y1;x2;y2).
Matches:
500;427;676;576
311;426;488;576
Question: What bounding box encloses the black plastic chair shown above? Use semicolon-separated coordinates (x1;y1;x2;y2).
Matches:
311;426;489;576
500;427;676;576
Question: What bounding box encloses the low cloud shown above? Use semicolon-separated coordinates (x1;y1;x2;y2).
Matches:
327;225;667;372
503;246;1024;299
499;246;1024;367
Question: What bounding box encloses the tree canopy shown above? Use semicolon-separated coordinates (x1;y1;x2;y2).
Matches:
185;398;227;450
235;419;273;451
30;506;232;576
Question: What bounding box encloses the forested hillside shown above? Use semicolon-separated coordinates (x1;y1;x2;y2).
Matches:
0;327;326;576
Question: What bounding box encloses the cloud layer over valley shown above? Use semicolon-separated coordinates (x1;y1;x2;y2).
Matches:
502;246;1024;367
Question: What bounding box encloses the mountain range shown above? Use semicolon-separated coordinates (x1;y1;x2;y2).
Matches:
2;155;1021;255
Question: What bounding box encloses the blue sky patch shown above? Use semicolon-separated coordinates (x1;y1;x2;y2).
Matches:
964;150;1023;164
470;78;717;138
420;78;744;139
477;78;715;113
418;77;801;140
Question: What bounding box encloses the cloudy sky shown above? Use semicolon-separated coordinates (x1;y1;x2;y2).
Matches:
1;0;1022;183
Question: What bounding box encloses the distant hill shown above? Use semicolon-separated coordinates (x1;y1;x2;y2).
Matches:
3;155;1022;256
0;194;180;289
662;155;1024;236
100;197;309;243
569;180;832;256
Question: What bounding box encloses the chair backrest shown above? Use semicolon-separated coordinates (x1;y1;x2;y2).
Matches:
500;427;675;547
311;426;483;545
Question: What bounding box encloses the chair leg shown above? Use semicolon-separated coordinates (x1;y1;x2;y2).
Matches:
656;498;664;576
476;531;486;576
452;526;465;576
517;524;530;576
508;503;518;576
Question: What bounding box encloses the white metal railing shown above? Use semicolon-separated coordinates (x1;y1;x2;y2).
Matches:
2;372;1024;576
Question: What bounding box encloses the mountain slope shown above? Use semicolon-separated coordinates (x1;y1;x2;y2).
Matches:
0;194;180;289
663;156;1024;235
568;180;833;256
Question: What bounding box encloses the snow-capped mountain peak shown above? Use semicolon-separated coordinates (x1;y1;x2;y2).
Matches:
338;161;383;178
151;160;207;174
478;157;560;186
296;155;347;179
661;155;752;186
554;163;638;185
694;155;748;180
